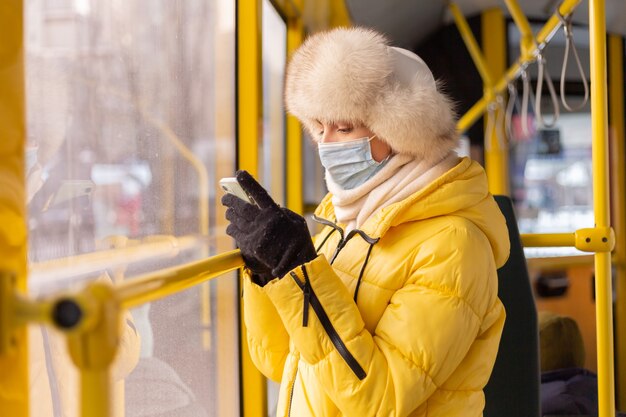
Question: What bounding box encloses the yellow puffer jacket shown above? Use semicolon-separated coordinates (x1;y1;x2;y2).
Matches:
243;157;510;417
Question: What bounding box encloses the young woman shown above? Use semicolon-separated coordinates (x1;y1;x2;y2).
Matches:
223;26;510;417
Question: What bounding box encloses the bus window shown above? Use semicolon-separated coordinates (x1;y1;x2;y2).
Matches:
507;22;592;258
24;0;239;416
261;0;286;207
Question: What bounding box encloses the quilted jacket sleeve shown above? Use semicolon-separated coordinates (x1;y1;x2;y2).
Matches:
242;269;290;382
263;223;501;416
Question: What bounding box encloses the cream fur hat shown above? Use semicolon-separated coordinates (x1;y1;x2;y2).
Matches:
285;27;458;164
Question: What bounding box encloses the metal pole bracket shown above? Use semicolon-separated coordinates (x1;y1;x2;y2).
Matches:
575;227;615;252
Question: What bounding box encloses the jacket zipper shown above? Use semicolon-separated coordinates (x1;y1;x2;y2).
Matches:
287;366;298;417
290;267;367;380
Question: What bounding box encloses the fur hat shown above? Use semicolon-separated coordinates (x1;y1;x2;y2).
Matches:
285;27;458;164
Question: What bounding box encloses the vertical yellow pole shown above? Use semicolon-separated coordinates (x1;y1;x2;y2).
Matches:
481;8;509;195
609;34;626;411
0;0;29;416
237;1;266;416
286;5;304;214
66;283;121;417
589;1;616;416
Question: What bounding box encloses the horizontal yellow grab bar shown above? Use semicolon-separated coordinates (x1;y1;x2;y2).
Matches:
29;235;201;283
117;249;244;309
521;227;615;252
521;233;575;247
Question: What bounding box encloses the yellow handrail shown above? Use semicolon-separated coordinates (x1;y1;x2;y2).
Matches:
522;228;614;253
589;0;616;415
286;1;305;215
0;0;29;415
456;0;582;134
9;249;245;417
504;0;535;61
609;34;626;409
449;3;494;88
117;250;243;309
521;233;575;248
237;1;266;416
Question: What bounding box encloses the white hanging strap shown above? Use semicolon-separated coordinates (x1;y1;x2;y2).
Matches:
495;94;507;150
535;53;560;128
520;69;535;137
505;82;519;141
485;97;506;152
557;10;589;111
485;102;496;151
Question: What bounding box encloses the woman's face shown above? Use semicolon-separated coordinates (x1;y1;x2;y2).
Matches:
316;121;391;162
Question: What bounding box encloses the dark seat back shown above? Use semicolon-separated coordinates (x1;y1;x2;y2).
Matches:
483;195;540;417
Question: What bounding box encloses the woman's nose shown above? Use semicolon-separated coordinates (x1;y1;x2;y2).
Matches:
319;131;335;143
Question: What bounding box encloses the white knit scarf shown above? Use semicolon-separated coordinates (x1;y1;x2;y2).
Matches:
326;151;460;232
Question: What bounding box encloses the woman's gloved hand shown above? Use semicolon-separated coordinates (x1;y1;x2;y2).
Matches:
222;170;317;282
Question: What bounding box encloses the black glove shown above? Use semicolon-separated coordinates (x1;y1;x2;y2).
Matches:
222;170;317;282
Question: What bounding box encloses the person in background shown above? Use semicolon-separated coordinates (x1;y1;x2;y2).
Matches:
222;27;510;416
538;310;598;416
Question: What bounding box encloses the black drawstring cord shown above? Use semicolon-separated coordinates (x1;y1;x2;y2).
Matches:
315;227;336;253
312;214;344;239
353;241;375;303
311;214;380;304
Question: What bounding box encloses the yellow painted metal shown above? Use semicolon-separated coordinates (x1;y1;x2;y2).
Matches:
238;0;262;176
589;0;616;415
521;233;575;248
270;0;301;19
457;96;489;134
116;250;243;309
503;0;535;61
609;34;626;410
449;3;494;88
457;0;581;134
286;3;304;214
0;0;28;414
66;282;120;417
575;227;615;253
238;1;267;416
535;0;581;52
481;8;509;195
521;228;614;251
329;0;352;27
13;295;53;328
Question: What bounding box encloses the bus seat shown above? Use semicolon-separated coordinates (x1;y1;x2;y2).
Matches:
483;195;540;417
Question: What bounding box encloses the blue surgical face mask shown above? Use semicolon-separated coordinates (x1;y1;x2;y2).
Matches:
318;136;390;190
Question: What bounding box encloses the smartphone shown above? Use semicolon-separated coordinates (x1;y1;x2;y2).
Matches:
219;177;258;206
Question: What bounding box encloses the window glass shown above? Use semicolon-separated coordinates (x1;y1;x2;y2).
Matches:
509;103;593;258
25;0;239;416
261;0;286;206
507;22;592;258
